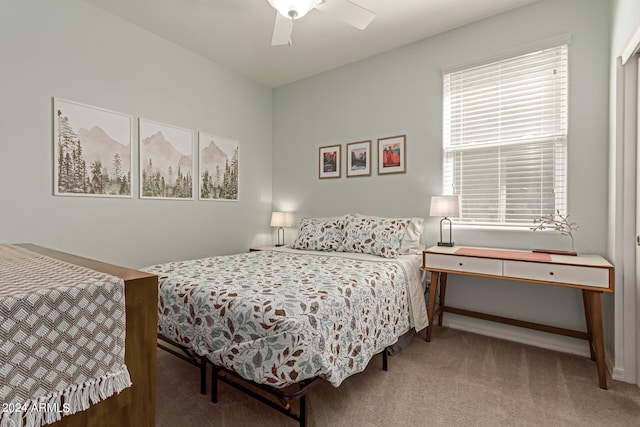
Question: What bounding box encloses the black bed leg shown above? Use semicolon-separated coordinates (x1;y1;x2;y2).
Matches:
382;348;388;372
211;366;219;403
200;356;207;395
299;394;307;427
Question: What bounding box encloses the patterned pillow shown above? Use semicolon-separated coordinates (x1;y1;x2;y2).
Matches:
339;214;410;258
291;216;346;251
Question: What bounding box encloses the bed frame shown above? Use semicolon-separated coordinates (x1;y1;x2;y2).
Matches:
158;334;389;427
18;245;158;427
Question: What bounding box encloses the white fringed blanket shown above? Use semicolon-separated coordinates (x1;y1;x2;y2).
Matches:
0;245;131;427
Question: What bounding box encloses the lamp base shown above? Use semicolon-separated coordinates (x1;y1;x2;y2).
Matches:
275;227;285;247
437;241;455;247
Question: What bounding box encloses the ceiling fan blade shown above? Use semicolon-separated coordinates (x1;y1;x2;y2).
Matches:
271;12;294;46
315;0;375;30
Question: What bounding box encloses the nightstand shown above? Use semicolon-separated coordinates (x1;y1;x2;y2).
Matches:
249;246;279;252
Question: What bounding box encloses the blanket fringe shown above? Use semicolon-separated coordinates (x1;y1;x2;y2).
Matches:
0;365;132;427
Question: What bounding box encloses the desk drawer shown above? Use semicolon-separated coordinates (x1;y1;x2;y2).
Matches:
503;261;610;289
424;253;503;276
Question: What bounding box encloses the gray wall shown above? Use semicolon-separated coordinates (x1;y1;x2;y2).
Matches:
0;0;273;268
273;0;611;356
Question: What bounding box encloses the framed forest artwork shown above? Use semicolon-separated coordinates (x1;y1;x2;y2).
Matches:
53;98;133;197
319;144;341;179
378;135;406;175
346;140;371;177
198;132;239;201
139;119;194;200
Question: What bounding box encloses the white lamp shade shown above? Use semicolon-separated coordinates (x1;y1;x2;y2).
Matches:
268;0;315;19
270;211;293;227
430;195;461;218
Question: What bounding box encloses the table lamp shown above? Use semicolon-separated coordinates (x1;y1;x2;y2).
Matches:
430;195;461;247
270;212;293;246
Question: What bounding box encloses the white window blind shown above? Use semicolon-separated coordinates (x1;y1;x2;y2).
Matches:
442;43;568;226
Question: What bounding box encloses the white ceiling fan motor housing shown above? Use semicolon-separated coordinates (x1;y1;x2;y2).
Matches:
268;0;320;20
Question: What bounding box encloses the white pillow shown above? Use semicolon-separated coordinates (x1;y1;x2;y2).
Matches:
398;217;425;255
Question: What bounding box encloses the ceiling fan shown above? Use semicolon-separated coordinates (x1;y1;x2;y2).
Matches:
267;0;375;46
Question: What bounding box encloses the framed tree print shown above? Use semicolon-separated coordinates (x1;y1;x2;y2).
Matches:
319;144;341;179
139;119;194;200
198;132;239;201
346;140;371;177
53;98;133;197
378;135;406;175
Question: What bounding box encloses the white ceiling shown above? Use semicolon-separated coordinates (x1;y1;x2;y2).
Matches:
83;0;540;88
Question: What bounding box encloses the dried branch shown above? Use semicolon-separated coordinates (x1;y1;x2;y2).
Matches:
530;210;578;251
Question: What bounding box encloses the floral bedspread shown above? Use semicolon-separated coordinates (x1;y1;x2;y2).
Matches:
144;249;414;388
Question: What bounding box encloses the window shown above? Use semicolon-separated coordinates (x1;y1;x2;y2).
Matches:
442;42;568;227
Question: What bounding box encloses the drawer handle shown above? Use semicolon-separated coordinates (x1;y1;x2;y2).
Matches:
549;272;554;276
459;262;463;266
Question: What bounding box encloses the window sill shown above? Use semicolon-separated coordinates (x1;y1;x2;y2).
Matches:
452;223;554;232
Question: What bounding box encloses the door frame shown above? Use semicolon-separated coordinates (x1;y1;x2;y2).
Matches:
615;27;640;385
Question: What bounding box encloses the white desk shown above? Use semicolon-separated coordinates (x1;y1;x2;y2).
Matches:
422;245;614;389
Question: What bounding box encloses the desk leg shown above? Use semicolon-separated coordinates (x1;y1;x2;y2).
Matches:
438;273;448;326
426;271;440;342
582;290;596;361
584;290;607;390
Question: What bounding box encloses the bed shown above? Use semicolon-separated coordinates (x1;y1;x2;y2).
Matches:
143;214;428;425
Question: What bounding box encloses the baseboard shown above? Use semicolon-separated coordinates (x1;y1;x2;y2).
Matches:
442;314;591;357
607;351;627;382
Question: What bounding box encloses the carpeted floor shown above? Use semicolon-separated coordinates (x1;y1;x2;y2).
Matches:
156;328;640;426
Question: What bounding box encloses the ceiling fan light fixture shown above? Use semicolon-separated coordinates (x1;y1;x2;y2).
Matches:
268;0;316;20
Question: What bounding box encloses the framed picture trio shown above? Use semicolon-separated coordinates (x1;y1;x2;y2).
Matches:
319;135;406;179
53;97;239;201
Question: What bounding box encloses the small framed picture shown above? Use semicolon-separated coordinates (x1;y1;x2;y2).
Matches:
319;144;341;179
378;135;406;175
346;140;371;177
